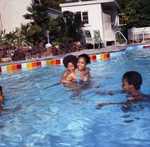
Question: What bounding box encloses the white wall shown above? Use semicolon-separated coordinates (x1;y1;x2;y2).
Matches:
61;4;104;39
0;0;32;34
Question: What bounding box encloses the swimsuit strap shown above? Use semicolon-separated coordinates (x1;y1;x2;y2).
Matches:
76;70;83;83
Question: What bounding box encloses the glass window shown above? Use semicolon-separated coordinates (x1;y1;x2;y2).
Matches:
84;30;91;38
76;12;81;21
76;11;89;24
93;30;100;38
34;0;40;4
82;12;88;24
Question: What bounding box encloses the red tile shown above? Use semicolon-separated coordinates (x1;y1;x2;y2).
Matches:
93;55;97;60
37;62;41;66
17;64;22;69
56;59;61;64
107;54;110;58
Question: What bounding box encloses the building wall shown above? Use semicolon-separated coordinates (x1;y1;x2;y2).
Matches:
61;3;104;40
0;0;61;35
0;0;32;34
61;1;119;45
102;8;118;41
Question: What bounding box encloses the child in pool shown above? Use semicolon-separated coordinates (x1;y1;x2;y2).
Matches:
96;71;145;109
65;54;92;83
0;86;5;102
0;86;21;116
60;55;78;83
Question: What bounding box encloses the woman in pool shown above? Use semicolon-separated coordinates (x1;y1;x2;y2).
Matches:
64;54;92;83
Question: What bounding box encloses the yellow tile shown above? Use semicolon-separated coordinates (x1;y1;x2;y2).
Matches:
27;63;32;68
7;65;12;71
46;60;51;65
100;54;104;59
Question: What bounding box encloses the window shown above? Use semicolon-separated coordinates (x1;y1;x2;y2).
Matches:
84;30;91;38
82;12;88;24
34;0;40;4
76;11;89;24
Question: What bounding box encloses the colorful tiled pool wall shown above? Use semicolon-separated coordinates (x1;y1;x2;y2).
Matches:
0;53;110;74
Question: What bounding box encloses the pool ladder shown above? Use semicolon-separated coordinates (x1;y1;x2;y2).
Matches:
114;31;127;50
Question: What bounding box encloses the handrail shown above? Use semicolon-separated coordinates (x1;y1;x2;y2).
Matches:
114;31;127;50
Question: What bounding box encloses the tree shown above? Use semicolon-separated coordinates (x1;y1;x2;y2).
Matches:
50;11;84;44
22;4;50;46
23;4;50;27
117;0;150;28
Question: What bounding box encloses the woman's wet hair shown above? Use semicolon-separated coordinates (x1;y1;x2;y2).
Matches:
63;55;77;68
122;71;142;90
78;54;91;64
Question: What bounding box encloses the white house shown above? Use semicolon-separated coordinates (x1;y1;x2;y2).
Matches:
60;0;120;46
0;0;61;35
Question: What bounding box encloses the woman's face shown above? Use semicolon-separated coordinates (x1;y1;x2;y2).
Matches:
77;57;87;71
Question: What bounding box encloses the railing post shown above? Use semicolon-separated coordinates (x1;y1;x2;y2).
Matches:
115;31;127;50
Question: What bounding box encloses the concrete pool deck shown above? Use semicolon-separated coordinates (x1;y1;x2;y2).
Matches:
0;42;150;74
1;42;148;67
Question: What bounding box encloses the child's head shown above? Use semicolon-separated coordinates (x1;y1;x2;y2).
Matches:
0;86;2;95
0;86;2;91
77;54;90;71
122;71;142;91
63;55;77;72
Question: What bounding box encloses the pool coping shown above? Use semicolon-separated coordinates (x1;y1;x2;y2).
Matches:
0;42;150;74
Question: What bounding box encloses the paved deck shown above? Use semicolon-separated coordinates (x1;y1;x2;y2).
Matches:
0;42;150;66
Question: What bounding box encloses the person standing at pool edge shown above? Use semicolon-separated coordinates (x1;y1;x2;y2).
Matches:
96;71;145;109
64;54;92;82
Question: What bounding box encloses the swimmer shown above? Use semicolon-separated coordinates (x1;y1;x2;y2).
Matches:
65;54;92;83
96;71;145;109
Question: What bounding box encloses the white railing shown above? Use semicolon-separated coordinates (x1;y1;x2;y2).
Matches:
128;27;150;43
114;31;127;50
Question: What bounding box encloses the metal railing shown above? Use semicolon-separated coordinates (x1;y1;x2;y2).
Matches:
114;31;127;50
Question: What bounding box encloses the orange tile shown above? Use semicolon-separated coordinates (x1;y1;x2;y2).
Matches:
32;62;37;67
89;56;93;61
12;65;17;70
51;60;56;64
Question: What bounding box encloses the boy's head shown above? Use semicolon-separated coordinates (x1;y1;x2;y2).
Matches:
63;55;77;70
122;71;142;91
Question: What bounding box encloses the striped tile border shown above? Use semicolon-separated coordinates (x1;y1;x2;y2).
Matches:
0;53;110;74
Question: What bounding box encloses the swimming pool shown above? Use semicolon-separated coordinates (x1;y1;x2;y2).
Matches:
0;44;150;146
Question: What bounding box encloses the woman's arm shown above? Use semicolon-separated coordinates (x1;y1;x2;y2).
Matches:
64;72;75;83
60;71;68;83
81;68;92;79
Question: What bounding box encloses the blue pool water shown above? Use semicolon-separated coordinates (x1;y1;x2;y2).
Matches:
0;45;150;147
